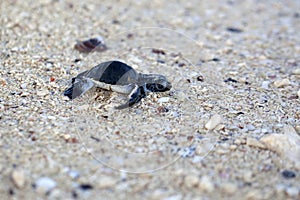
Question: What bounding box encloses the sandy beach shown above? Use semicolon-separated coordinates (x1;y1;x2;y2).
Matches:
1;0;300;199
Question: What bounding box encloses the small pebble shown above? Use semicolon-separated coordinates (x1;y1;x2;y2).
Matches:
244;189;262;200
261;81;270;89
96;176;117;189
224;77;238;83
243;170;253;183
11;169;25;189
221;182;237;195
260;125;300;169
295;125;300;133
68;170;80;180
226;27;243;33
34;177;56;194
174;91;186;102
184;175;199;188
246;137;266;149
157;106;169;113
45;62;53;68
79;184;93;190
205;114;223;130
47;116;56;120
198;176;214;193
74;37;107;53
275;184;286;194
150;189;168;200
229;144;237;150
197;75;204;82
192;156;203;163
0;104;4;111
246;124;255;131
152;48;166;55
292;68;300;75
211;58;220;62
179;146;196;157
37;89;49;97
20;92;30;97
50;77;55;82
281;170;296;179
216;148;230;155
20;83;27;89
234;139;242;145
273;79;291;88
157;97;170;103
163;195;182;200
285;186;299;197
47;188;61;199
297;90;300;98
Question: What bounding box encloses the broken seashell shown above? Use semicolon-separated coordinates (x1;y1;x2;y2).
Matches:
74;37;107;53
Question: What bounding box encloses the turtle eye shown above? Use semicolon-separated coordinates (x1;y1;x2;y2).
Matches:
156;84;165;91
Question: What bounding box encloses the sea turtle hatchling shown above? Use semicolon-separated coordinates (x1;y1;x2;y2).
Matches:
64;61;172;109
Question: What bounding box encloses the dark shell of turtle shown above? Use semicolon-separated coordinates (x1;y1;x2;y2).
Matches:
74;37;107;53
77;61;138;85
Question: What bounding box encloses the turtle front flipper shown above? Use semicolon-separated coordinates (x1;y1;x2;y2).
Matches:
116;86;146;109
64;78;95;100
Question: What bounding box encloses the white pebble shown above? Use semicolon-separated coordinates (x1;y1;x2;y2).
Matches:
260;125;300;169
205;114;223;130
285;186;299;197
47;116;56;120
68;170;80;179
129;55;142;64
11;169;25;189
192;156;203;163
157;97;170;103
275;183;286;193
273;79;291;88
261;128;269;134
292;68;300;75
244;189;262;199
20;83;27;89
37;89;49;97
163;195;182;200
246;137;266;149
11;47;19;52
297;90;300;98
243;170;253;183
261;81;270;89
46;62;53;68
198;176;214;193
174;91;186;102
97;176;117;189
184;174;199;188
78;104;89;111
234;139;242;145
151;189;168;200
21;99;27;105
246;124;255;131
35;177;56;194
221;182;237;195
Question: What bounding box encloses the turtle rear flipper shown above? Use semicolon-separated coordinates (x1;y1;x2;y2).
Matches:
64;78;95;100
116;86;146;109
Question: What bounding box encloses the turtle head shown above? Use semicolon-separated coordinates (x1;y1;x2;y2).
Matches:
141;74;172;92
